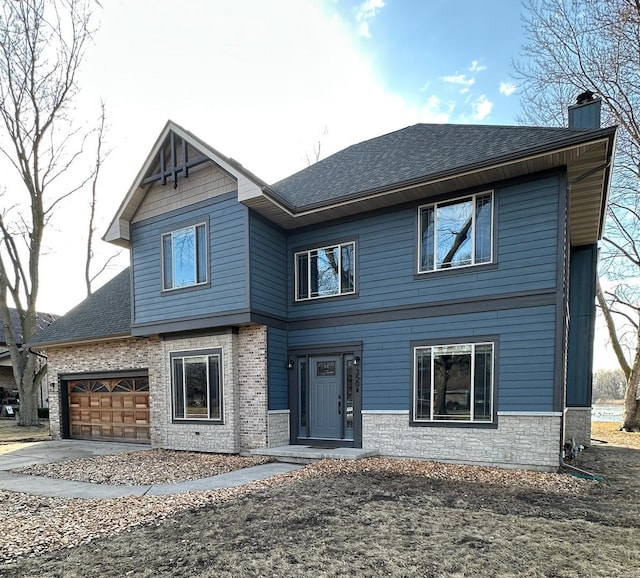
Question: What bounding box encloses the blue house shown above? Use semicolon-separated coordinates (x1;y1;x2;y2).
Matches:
35;97;615;471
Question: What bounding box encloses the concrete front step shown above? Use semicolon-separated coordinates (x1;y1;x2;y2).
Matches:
251;445;379;464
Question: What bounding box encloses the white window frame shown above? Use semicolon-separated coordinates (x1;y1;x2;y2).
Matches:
161;222;208;291
171;348;223;422
294;241;356;301
413;341;494;424
417;191;494;273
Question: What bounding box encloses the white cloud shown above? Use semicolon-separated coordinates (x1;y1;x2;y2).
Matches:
468;60;487;73
356;0;385;38
471;95;493;121
499;81;517;96
416;95;454;123
441;74;475;87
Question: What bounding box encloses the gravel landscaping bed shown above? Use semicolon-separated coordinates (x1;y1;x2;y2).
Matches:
14;449;273;485
0;456;591;567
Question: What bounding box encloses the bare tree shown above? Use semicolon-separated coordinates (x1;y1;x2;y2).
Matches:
305;125;329;166
593;368;626;402
84;102;120;296
514;0;640;431
0;0;97;426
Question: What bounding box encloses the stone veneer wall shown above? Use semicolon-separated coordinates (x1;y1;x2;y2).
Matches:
267;410;290;447
45;337;162;440
362;411;562;471
564;407;592;448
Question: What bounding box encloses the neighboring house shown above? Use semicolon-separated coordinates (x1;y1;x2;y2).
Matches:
1;308;56;409
32;97;615;471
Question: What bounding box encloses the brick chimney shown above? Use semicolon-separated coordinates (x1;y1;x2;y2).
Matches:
568;90;601;129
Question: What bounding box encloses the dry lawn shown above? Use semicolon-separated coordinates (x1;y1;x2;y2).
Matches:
0;419;50;447
1;423;639;578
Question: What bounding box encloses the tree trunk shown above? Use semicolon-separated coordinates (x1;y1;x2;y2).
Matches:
12;344;41;427
621;334;640;431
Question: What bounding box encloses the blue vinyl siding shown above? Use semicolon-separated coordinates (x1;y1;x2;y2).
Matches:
566;245;597;407
131;195;248;325
288;305;557;413
267;327;288;410
287;175;561;318
249;213;287;318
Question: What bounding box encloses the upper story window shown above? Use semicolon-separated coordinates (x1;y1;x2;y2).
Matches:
418;191;493;273
162;223;207;290
413;342;494;424
295;241;355;301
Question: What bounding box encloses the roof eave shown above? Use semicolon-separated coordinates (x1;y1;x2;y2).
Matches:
241;126;617;232
30;332;132;349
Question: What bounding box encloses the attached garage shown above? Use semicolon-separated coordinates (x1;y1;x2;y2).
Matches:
66;375;150;442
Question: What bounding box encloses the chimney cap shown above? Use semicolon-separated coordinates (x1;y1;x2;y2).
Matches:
576;90;596;105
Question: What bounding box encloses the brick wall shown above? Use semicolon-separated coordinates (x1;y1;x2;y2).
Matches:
45;337;161;440
45;325;271;454
564;407;592;448
362;411;562;471
237;325;268;450
157;332;240;453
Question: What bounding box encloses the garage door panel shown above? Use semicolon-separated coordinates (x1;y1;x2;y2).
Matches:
68;377;149;443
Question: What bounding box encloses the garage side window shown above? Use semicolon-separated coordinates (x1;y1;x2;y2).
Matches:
171;348;223;422
413;342;493;424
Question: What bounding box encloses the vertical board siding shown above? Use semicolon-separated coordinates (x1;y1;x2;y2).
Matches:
131;195;248;325
287;175;562;318
566;244;597;407
288;305;557;413
267;327;288;410
249;213;287;318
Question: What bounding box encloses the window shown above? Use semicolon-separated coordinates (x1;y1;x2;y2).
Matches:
171;349;222;421
162;223;207;290
295;241;355;301
413;342;493;423
418;192;493;272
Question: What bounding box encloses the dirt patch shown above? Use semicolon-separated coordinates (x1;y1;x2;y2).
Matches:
1;423;639;577
0;419;50;444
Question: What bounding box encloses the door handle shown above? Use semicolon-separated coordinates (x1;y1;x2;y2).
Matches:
338;394;342;415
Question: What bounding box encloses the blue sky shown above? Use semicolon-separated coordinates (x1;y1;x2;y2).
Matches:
333;0;523;124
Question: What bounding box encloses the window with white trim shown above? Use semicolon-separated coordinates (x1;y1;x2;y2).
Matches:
413;342;494;423
295;241;355;301
162;223;207;290
418;192;493;272
171;349;222;421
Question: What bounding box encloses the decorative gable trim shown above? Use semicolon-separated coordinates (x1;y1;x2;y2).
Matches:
103;120;265;248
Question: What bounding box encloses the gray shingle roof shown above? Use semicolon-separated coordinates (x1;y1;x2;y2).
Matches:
271;123;608;209
1;309;57;346
30;268;131;347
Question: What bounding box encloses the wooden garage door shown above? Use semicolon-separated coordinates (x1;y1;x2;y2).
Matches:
68;377;150;442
